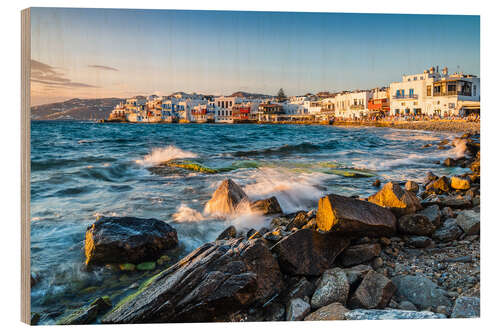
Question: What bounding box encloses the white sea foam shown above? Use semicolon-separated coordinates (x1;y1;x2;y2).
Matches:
449;138;468;158
172;204;205;222
242;167;327;213
136;145;198;166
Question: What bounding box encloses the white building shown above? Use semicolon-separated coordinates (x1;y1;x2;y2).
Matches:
390;66;480;117
214;97;241;123
333;91;372;119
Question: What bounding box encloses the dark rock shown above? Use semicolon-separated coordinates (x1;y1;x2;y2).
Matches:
281;277;316;304
204;179;248;216
456;210;480;235
250;196;283;215
85;216;178;266
451;296;480;318
425;172;438;184
444;255;473;263
58;297;112;325
405;181;419;194
271;229;350;276
433;218;463;242
372;179;381;187
285;298;311;321
371;257;384;270
338;243;381;267
443;158;456;167
264;301;285;321
216;225;237;240
344;309;445;320
399;300;418;311
406;236;433;248
392;274;451;310
419;205;442;227
439;196;472;209
368;182;422;217
317;194;397;237
349;270;396;309
304;303;348;321
286;211;310;230
343;265;373;286
426;176;451;194
397;214;436;236
102;238;283;323
311;268;349;309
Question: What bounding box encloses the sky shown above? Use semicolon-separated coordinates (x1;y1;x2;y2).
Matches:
30;8;480;105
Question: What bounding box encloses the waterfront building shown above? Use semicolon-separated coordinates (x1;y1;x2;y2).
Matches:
303;100;322;115
214;97;241;123
368;88;390;115
333;90;372;119
389;66;480;117
190;103;216;123
257;102;284;122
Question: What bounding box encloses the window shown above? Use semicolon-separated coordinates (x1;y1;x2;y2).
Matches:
427;85;432;96
434;85;441;94
409;88;414;97
473;85;477;96
401;89;405;97
448;84;456;93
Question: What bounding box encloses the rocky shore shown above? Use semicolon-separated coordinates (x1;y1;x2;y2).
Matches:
334;120;480;133
37;131;480;325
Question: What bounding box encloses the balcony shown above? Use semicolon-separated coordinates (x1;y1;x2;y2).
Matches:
350;104;365;110
392;94;418;100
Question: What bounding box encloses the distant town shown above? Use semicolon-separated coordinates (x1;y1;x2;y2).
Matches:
32;66;480;123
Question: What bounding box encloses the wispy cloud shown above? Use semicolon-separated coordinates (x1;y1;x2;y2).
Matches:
31;59;98;88
88;64;119;71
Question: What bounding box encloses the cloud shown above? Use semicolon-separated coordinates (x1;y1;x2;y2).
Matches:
31;59;98;88
88;64;119;71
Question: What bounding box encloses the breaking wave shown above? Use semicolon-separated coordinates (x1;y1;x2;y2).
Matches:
242;167;328;213
172;204;206;222
136;145;198;166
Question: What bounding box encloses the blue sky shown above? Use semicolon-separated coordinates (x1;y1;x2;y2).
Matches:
30;8;480;105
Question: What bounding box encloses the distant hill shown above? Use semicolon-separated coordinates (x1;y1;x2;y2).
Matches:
229;91;273;99
31;98;125;120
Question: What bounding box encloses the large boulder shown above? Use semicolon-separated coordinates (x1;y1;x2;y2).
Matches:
250;196;283;215
456;210;480;235
337;243;381;267
426;176;451;194
451;176;471;191
204;179;249;216
349;270;396;309
271;229;350;276
344;309;445;320
367;182;422;217
304;303;348;321
317;194;397;237
397;214;436;236
451;296;480;318
311;268;349;309
418;205;442;227
102;238;283;323
391;274;451;310
405;181;419;194
85;216;178;266
432;218;463;242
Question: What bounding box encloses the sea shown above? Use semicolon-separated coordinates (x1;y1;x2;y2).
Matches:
30;120;468;323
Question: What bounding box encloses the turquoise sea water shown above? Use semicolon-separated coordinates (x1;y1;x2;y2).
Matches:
30;121;467;323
